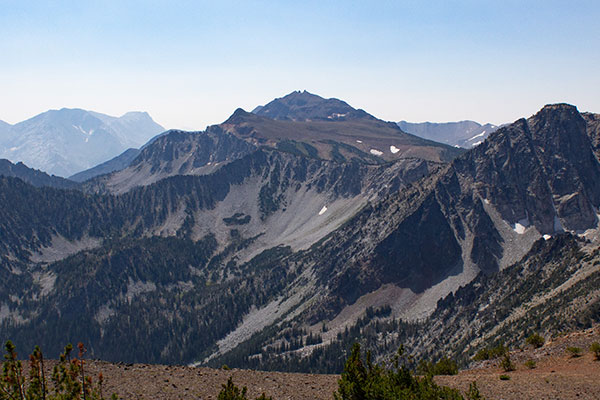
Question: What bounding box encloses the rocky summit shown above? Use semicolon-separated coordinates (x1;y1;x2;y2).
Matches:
0;94;598;379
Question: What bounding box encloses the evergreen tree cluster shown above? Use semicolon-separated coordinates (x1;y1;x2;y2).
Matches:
333;343;465;400
0;341;115;400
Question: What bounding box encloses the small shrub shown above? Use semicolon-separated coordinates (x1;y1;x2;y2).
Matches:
590;342;600;360
474;343;508;361
218;377;248;400
466;381;485;400
217;377;273;400
567;347;582;357
524;359;537;369
417;356;458;376
500;352;515;372
499;374;510;380
222;364;231;370
525;333;545;348
568;346;583;357
473;348;490;361
433;356;459;376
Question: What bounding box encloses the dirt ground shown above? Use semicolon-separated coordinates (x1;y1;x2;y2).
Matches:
25;327;600;399
82;362;339;400
436;327;600;400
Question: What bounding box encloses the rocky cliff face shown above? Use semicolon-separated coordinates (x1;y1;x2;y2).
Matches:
583;112;600;159
285;105;599;322
458;104;600;234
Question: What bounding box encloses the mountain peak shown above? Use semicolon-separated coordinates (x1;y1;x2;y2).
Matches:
223;108;258;125
279;90;325;102
252;91;374;122
120;111;151;120
540;103;579;113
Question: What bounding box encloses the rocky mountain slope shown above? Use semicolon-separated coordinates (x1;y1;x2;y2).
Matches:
0;120;10;135
252;90;374;122
69;148;141;182
79;91;461;195
583;112;600;158
0;109;164;177
398;120;500;148
246;92;464;164
87;128;258;194
206;104;600;371
0;96;598;373
0;150;437;364
0;158;79;189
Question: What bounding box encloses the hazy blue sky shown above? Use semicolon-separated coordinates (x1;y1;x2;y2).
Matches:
1;1;599;129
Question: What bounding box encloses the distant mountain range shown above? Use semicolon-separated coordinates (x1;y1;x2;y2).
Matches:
0;91;598;376
398;120;501;148
0;109;164;177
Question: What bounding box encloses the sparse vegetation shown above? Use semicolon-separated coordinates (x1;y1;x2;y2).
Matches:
474;343;508;361
0;340;115;400
566;346;582;357
524;359;537;369
500;352;515;372
499;374;510;381
417;356;459;376
216;376;273;400
466;381;485;400
525;333;545;348
590;342;600;360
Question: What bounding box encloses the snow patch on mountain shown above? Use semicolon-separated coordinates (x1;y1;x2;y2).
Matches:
513;217;530;234
468;131;486;141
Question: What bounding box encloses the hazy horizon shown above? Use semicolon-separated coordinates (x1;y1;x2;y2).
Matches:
2;1;599;130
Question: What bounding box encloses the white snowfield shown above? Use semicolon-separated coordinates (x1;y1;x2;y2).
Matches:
468;131;486;141
370;149;383;156
390;145;400;154
513;217;530;234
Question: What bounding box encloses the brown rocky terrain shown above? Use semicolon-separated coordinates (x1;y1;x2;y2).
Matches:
437;327;600;400
33;326;597;399
48;361;340;400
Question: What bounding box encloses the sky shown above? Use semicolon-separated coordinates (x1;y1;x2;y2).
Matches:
1;0;599;130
